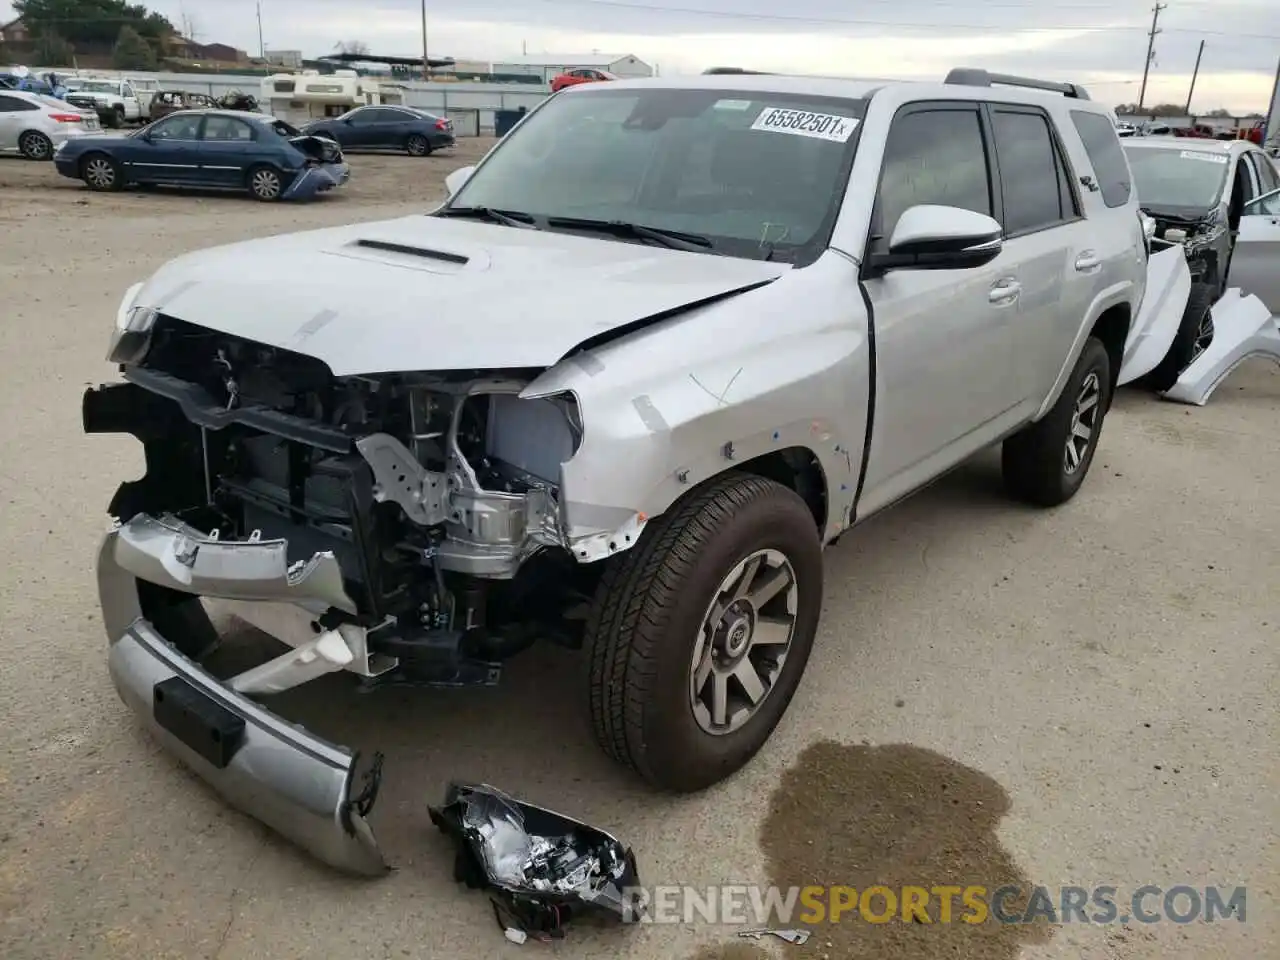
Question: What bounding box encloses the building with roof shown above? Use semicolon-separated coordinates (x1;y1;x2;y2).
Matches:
490;53;652;83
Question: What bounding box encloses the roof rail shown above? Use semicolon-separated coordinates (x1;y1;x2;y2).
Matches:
944;67;1091;101
702;66;774;75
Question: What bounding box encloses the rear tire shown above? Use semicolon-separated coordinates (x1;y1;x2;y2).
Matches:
1002;336;1112;507
406;133;430;157
80;153;122;191
18;130;53;160
1142;281;1216;392
246;164;284;202
584;473;824;792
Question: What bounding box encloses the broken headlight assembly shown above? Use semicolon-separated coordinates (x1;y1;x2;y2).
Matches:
107;281;156;365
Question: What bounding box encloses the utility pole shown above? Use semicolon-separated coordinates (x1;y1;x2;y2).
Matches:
1137;2;1166;111
1184;39;1204;114
256;2;264;59
421;0;429;80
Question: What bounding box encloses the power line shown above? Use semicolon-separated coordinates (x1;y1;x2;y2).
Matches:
1138;2;1166;110
513;0;1280;42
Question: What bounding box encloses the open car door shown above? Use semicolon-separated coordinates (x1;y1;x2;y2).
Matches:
1230;184;1280;316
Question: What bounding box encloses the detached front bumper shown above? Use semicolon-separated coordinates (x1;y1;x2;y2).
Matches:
282;162;351;201
97;515;389;876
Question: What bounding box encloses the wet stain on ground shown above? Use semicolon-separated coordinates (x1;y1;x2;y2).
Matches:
695;740;1052;959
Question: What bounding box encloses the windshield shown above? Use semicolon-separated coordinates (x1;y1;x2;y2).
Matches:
447;87;866;261
75;81;118;93
1123;145;1231;210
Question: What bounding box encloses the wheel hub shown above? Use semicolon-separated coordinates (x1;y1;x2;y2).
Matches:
718;602;755;659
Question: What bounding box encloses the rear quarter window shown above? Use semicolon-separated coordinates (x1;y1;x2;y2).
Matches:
1069;109;1133;208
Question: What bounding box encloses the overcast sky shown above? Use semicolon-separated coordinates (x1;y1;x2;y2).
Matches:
7;0;1279;111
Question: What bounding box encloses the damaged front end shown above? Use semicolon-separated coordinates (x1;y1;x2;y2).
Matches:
282;134;350;200
85;313;603;874
1144;203;1231;289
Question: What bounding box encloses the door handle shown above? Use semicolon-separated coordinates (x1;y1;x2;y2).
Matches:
1074;251;1101;272
989;278;1021;304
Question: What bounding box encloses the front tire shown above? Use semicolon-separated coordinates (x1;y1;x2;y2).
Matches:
107;106;125;129
1143;281;1215;392
81;153;122;191
406;133;430;157
584;473;824;792
1002;336;1112;507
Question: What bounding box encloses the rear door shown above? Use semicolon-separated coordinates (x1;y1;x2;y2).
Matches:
196;114;258;188
0;93;35;150
366;108;407;147
1233;152;1280;314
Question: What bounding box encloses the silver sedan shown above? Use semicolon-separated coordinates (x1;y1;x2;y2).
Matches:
0;89;100;160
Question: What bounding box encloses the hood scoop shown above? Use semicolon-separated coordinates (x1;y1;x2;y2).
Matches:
354;238;469;264
333;236;483;275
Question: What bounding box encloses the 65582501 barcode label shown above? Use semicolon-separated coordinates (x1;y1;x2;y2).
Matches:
750;107;859;142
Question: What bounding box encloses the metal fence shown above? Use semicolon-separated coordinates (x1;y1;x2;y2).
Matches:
100;71;550;135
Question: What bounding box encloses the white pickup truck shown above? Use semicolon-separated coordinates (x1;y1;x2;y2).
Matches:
63;76;158;128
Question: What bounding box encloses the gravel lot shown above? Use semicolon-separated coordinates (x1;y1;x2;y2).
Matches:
0;141;1276;960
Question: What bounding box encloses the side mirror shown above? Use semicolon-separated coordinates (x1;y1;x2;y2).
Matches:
444;165;475;197
868;204;1004;273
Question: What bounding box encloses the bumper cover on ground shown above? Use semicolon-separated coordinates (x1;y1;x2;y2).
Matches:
1160;290;1280;405
97;518;388;876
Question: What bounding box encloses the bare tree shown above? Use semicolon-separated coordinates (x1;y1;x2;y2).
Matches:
334;40;371;56
179;4;199;41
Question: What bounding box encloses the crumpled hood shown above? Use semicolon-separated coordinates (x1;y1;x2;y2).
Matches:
132;215;788;375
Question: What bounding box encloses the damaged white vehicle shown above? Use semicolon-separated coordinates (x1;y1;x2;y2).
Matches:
1116;138;1280;401
85;68;1147;875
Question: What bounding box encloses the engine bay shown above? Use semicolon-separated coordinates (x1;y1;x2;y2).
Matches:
85;315;597;687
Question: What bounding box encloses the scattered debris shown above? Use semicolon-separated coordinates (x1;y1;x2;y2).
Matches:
737;928;812;944
429;781;642;940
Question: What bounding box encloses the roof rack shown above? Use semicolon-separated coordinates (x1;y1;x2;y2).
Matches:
702;66;774;75
944;67;1091;101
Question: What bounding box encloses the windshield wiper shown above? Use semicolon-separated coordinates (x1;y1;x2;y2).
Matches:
544;217;713;252
435;206;537;229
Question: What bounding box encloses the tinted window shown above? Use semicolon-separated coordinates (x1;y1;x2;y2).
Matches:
1070;109;1132;208
1248;151;1280;195
149;114;202;139
345;109;375;124
877;107;992;239
202;116;254;140
0;94;36;111
451;88;865;263
991;109;1075;234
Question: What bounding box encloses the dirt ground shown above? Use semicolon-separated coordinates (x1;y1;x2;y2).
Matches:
0;140;1276;960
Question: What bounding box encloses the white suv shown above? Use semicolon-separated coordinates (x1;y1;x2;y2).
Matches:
85;67;1147;874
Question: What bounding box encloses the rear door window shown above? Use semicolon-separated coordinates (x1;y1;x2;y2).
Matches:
990;107;1078;235
1070;109;1133;208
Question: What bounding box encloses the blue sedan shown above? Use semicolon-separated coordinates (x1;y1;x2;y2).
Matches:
53;109;350;202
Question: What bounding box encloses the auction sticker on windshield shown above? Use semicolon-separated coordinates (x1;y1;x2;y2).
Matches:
1179;150;1229;164
751;107;859;142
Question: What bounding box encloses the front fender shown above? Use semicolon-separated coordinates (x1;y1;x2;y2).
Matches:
1160;290;1280;405
522;257;872;560
1118;246;1192;386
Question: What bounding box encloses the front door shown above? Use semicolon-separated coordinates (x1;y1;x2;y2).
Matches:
339;108;378;147
1233;153;1280;315
858;101;1025;513
122;113;203;183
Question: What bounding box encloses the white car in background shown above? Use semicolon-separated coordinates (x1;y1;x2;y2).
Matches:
0;89;100;160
